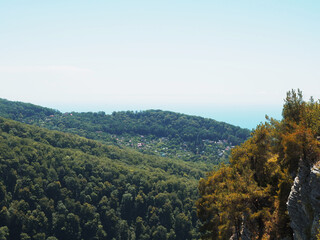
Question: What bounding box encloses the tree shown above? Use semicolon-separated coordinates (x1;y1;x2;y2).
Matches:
0;226;9;240
152;225;167;240
197;90;320;239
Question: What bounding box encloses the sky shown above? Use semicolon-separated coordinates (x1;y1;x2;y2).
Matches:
1;0;319;129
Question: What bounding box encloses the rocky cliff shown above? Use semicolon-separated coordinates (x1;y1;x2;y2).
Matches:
287;161;320;240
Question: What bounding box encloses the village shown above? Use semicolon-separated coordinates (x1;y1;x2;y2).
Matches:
30;113;236;164
111;134;235;164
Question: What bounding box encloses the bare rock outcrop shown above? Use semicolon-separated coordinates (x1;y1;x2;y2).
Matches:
287;162;320;240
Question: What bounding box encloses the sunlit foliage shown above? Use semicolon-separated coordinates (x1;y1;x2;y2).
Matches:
197;90;320;239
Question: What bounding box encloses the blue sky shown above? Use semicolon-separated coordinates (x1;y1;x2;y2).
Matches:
1;1;319;129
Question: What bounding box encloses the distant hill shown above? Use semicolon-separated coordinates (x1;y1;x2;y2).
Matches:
0;98;59;120
0;116;207;239
0;98;251;164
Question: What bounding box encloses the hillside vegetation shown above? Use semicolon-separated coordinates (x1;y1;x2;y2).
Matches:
197;90;320;239
0;98;250;164
0;117;208;240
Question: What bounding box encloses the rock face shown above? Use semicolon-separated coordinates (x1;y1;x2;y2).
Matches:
287;161;320;240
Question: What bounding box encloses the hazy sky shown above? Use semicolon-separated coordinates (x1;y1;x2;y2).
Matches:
1;1;319;129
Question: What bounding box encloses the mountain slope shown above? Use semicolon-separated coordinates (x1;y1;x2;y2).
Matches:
0;98;250;164
0;117;205;239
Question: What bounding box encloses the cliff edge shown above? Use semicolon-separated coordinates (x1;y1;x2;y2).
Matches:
287;161;320;240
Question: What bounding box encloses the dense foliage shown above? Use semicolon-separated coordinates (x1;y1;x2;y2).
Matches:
197;90;320;239
0;98;250;164
0;99;59;121
0;117;209;239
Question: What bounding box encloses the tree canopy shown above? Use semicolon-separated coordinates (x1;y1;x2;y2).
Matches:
197;90;320;239
0;117;206;239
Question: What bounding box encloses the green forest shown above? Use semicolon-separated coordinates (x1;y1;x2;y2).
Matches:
0;99;250;164
0;117;203;239
0;98;251;240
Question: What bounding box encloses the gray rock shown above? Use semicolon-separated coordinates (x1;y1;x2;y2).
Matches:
287;161;320;240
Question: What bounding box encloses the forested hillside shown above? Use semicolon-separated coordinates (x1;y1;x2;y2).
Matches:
0;98;250;164
197;90;320;239
0;117;207;240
